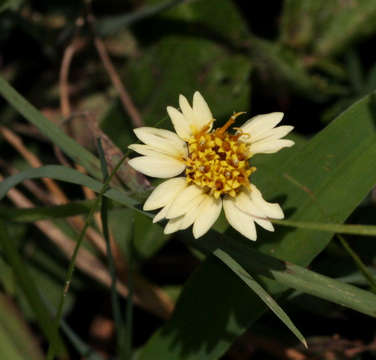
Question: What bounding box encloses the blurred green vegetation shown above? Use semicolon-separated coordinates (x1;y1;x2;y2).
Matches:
1;0;376;359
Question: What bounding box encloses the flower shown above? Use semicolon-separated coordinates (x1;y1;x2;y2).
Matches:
128;91;294;240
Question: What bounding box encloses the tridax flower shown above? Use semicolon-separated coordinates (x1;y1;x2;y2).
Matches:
128;92;294;240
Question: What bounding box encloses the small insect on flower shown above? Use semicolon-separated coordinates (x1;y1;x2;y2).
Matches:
128;92;294;240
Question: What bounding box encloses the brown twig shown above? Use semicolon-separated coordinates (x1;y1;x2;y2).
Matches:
94;36;143;127
86;11;143;128
59;38;86;118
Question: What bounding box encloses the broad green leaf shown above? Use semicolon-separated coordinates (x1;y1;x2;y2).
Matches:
139;93;376;359
0;293;43;360
214;249;307;348
0;220;67;357
140;247;376;360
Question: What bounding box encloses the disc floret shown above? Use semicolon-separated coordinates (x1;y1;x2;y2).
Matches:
185;112;256;199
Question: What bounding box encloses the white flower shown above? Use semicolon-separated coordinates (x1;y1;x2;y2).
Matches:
128;91;294;240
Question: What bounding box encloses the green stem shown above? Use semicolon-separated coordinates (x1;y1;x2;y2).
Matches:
46;152;129;360
97;139;124;356
337;234;376;294
125;218;135;360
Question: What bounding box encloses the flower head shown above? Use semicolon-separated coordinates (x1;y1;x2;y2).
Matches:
128;92;294;240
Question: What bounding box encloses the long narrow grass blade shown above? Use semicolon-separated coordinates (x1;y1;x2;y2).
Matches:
337;234;376;293
0;165;139;209
214;249;307;348
0;200;97;222
273;219;376;237
198;233;376;317
0;75;101;179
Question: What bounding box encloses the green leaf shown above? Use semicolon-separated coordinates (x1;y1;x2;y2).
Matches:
0;293;43;360
0;165;139;209
214;249;307;348
139;92;376;359
0;200;97;222
140;235;376;360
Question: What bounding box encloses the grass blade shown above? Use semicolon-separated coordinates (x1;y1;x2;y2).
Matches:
0;165;139;209
337;234;376;293
0;75;101;179
273;219;376;237
214;249;307;348
0;200;97;222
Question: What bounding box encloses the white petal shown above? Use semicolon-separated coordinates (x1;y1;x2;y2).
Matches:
249;139;295;155
240;112;284;141
167;106;192;140
192;91;213;131
193;196;222;239
143;177;186;211
179;195;207;229
179;94;196;126
261;125;294;141
133;127;187;157
249;184;284;219
234;190;266;218
128;144;172;157
166;185;204;219
254;218;274;231
164;217;184;234
223;197;257;241
128;156;185;178
153;206;169;223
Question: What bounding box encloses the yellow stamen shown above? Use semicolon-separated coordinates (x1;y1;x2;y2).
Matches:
216;112;246;136
185;112;254;198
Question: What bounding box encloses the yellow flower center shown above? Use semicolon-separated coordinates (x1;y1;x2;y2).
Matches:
185;113;256;199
